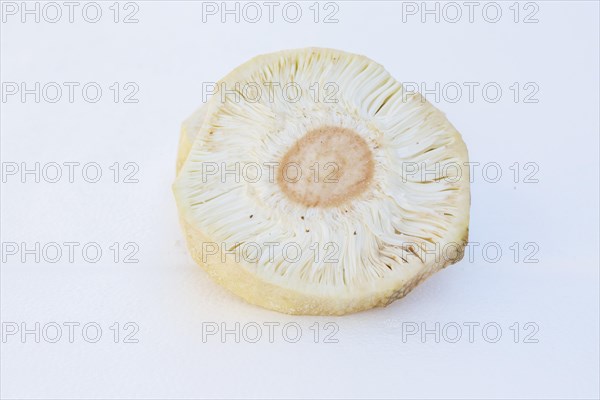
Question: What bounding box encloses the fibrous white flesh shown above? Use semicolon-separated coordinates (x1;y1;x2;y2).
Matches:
173;48;470;315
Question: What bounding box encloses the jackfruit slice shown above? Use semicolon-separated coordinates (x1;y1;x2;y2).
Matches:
173;48;470;315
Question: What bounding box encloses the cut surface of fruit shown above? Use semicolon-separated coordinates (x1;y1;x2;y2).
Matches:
173;48;470;315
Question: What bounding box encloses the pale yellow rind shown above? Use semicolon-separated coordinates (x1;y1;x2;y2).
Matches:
176;105;208;173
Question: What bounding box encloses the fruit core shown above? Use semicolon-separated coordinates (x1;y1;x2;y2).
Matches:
277;126;374;208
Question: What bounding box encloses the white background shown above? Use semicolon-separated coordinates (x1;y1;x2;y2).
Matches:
1;1;599;399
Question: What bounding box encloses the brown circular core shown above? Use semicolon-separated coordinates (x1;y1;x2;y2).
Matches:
277;126;374;208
